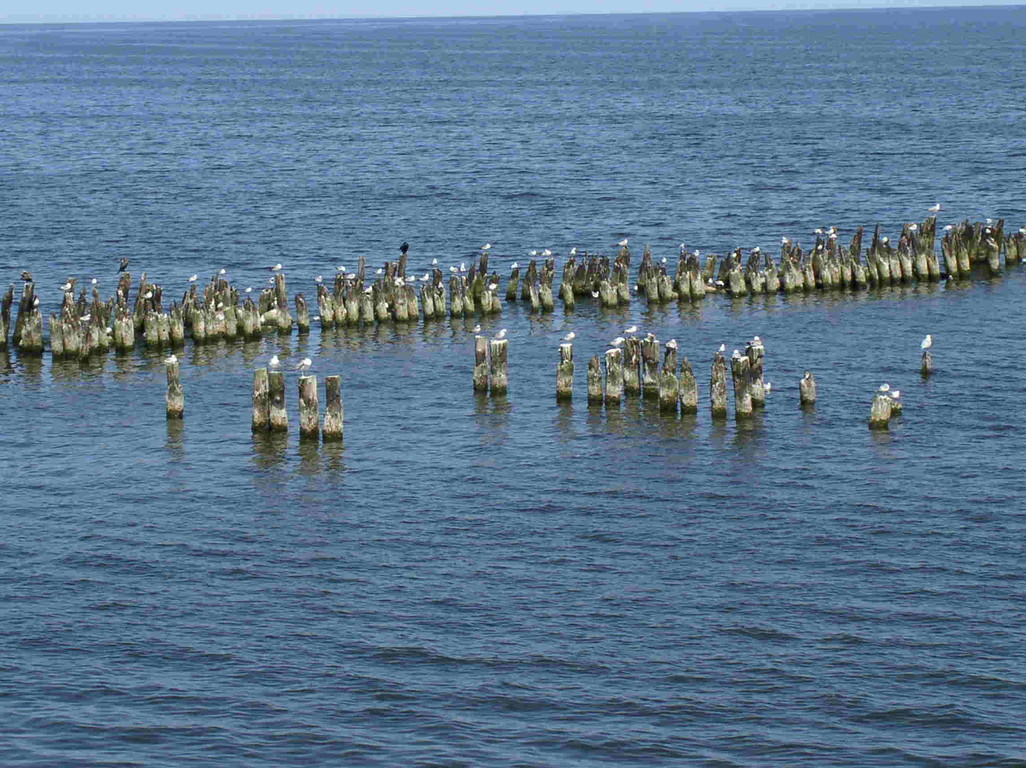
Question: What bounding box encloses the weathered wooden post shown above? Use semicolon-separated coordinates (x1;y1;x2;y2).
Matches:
505;265;520;303
622;337;642;396
658;342;679;413
799;371;817;406
473;336;490;392
252;368;270;431
710;350;729;418
641;336;660;398
587;354;603;404
556;343;574;401
298;375;319;439
678;357;698;414
746;337;766;407
921;350;933;377
730;352;753;419
268;370;288;432
604;347;624;405
323;375;344;442
166;357;184;419
869;388;893;430
0;284;12;350
489;338;509;395
295;294;310;334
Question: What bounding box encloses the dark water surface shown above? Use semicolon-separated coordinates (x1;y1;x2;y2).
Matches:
2;8;1026;766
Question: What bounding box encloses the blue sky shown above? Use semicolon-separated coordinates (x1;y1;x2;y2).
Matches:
0;0;1018;22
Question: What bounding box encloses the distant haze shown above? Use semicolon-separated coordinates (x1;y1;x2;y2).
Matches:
1;0;1021;23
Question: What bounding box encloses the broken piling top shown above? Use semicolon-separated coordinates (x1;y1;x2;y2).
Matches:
165;357;184;419
604;347;624;404
298;375;319;439
473;335;490;392
556;342;574;402
869;391;893;430
489;337;509;396
799;371;817;406
323;374;344;442
710;350;729;418
587;354;603;404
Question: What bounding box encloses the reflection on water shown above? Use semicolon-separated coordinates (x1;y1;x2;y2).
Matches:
165;418;185;461
252;430;289;469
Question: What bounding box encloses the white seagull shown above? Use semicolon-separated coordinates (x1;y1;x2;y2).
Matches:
718;343;726;353
60;281;72;291
294;358;312;371
611;337;625;347
623;325;638;335
270;263;282;272
617;238;629;247
666;339;678;350
511;262;519;269
165;354;178;365
929;203;941;213
472;324;482;334
495;329;507;339
269;355;280;368
563;331;576;341
921;334;932;350
879;383;890;392
482;243;492;251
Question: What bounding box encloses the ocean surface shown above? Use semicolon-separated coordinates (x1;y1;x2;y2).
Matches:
2;7;1026;766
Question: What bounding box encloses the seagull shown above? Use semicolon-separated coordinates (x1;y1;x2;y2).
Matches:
1019;227;1026;235
529;250;538;256
375;268;383;275
496;329;507;339
219;268;227;276
929;203;941;213
118;258;129;273
472;324;482;333
188;274;198;282
563;331;576;341
879;383;890;392
591;290;600;298
881;236;890;244
661;257;667;263
511;262;519;269
542;249;552;257
666;338;678;349
459;262;466;273
891;390;901;399
611;337;625;347
269;355;280;368
623;325;638;335
314;276;323;283
245;287;253;293
814;228;824;235
419;273;430;282
617;238;629;247
718;343;726;353
269;263;282;272
294;357;312;372
482;243;492;251
487;282;498;291
781;237;790;245
400;241;409;255
921;334;932;350
829;233;838;240
450;266;458;273
79;311;89;320
165;354;178;365
91;278;98;285
732;349;741;359
60;281;72;291
569;247;577;256
986;218;993;225
337;264;346;272
143;290;153;300
943;224;954;231
431;258;438;266
764;382;772;393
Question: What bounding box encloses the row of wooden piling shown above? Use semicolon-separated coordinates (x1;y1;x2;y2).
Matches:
249;369;344;441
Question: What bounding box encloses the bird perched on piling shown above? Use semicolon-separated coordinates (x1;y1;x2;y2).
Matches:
294;358;312;372
495;329;507;339
718;343;726;353
60;281;72;291
617;238;629;247
732;349;742;359
921;334;933;350
400;241;409;255
472;324;482;334
511;262;519;269
165;354;178;365
569;247;577;256
666;339;678;350
118;258;129;273
611;337;625;348
269;355;280;368
623;325;638;336
188;274;198;282
269;263;283;272
314;275;323;283
879;383;891;392
541;249;552;257
929;203;942;213
563;331;576;341
481;243;492;252
20;271;33;282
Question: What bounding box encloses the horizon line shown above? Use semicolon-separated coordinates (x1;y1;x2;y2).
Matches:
1;1;1023;25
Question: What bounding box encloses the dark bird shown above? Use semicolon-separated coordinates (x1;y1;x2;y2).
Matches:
118;258;129;273
400;241;409;255
20;270;33;282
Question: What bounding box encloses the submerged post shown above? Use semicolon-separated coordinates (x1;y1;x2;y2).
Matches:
323;375;344;442
298;375;319;439
556;343;574;401
165;358;184;419
252;368;270;431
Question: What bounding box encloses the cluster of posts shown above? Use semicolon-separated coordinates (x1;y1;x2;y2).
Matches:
249;369;344;441
472;336;510;396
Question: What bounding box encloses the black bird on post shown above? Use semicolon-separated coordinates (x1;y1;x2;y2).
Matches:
400;242;409;255
118;258;129;273
20;271;33;282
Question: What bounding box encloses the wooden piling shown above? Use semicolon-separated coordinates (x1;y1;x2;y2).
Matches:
268;370;288;432
587;355;603;404
252;368;270;431
746;337;766;407
298;375;319;439
710;351;729;418
556;343;574;401
678;357;698;413
730;353;753;419
641;337;660;398
869;392;892;430
921;350;933;377
323;375;344;442
658;344;679;413
604;347;624;404
473;336;490;392
622;338;642;396
799;371;817;406
295;294;310;334
489;338;509;396
166;359;184;419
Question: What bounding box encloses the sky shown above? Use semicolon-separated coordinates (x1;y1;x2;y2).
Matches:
0;0;1019;22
